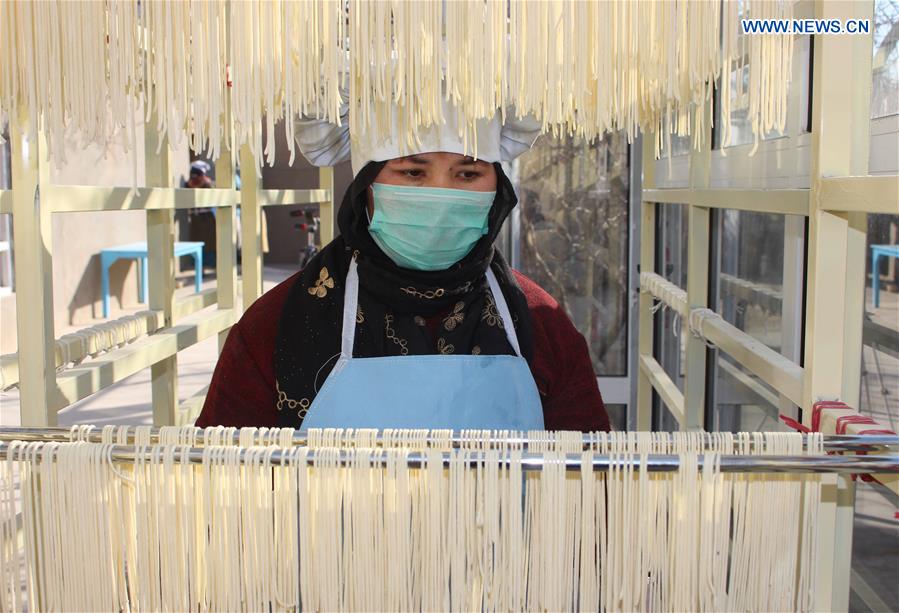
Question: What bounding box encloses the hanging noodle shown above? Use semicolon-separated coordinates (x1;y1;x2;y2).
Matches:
0;1;795;168
0;427;830;611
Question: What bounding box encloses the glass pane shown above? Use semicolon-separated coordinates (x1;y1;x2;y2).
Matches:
656;203;689;392
860;213;899;430
716;35;811;147
657;405;682;433
712;209;804;432
605;403;627;431
510;132;630;376
659;133;692;158
713;354;792;432
716;210;805;357
872;0;899;119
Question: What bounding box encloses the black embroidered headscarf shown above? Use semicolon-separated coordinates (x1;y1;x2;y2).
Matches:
273;161;534;427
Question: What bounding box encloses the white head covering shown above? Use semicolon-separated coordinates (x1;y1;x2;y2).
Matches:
295;84;542;175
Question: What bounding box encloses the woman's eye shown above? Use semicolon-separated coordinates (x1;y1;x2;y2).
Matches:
459;171;483;180
400;169;423;178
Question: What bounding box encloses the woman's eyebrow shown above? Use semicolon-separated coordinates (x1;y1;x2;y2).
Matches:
393;155;430;165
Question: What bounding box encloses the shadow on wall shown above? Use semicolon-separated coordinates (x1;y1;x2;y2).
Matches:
52;210;146;329
66;254;140;325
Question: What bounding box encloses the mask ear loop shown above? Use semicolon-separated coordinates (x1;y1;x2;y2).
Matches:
364;186;375;225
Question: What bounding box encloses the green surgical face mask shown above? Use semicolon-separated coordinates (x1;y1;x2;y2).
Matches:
367;183;495;271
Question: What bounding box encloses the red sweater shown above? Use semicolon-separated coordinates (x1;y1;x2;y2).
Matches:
196;270;610;431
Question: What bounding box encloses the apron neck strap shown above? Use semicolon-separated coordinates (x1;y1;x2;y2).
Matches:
341;259;361;358
485;266;523;357
341;259;523;359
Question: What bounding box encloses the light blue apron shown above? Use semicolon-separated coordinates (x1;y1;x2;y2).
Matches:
301;259;545;430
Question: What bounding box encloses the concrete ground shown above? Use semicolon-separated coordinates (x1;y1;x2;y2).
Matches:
849;288;898;613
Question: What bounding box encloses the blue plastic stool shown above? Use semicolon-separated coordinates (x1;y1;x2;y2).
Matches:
100;241;204;317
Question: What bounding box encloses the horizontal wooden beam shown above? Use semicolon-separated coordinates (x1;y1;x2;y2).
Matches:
173;288;218;320
3;186;334;214
697;313;805;406
643;188;809;216
639;272;689;317
0;310;166;390
818;176;899;214
51;309;235;411
257;189;332;208
641;270;803;407
46;186;239;213
638;354;686;426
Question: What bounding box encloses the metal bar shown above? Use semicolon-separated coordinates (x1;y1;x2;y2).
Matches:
50;309;235;411
636;132;657;431
0;441;894;473
628;136;646;429
1;428;894;453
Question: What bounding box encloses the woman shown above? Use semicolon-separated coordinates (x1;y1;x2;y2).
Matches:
196;104;610;431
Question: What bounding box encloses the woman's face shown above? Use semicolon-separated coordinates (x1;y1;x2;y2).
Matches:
367;151;497;215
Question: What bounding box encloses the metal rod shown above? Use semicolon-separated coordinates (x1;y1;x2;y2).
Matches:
0;427;895;452
0;442;896;474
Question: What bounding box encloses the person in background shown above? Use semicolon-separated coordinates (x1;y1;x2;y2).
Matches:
187;160;213;189
184;159;217;267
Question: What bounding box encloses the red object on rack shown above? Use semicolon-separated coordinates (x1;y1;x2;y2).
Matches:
778;414;811;433
811;400;856;432
779;401;896;485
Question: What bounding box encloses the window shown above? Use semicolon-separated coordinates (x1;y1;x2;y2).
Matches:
653;203;689;431
508;132;631;377
859;213;899;430
710;209;805;431
715;33;812;149
656;202;688;394
872;0;899;119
